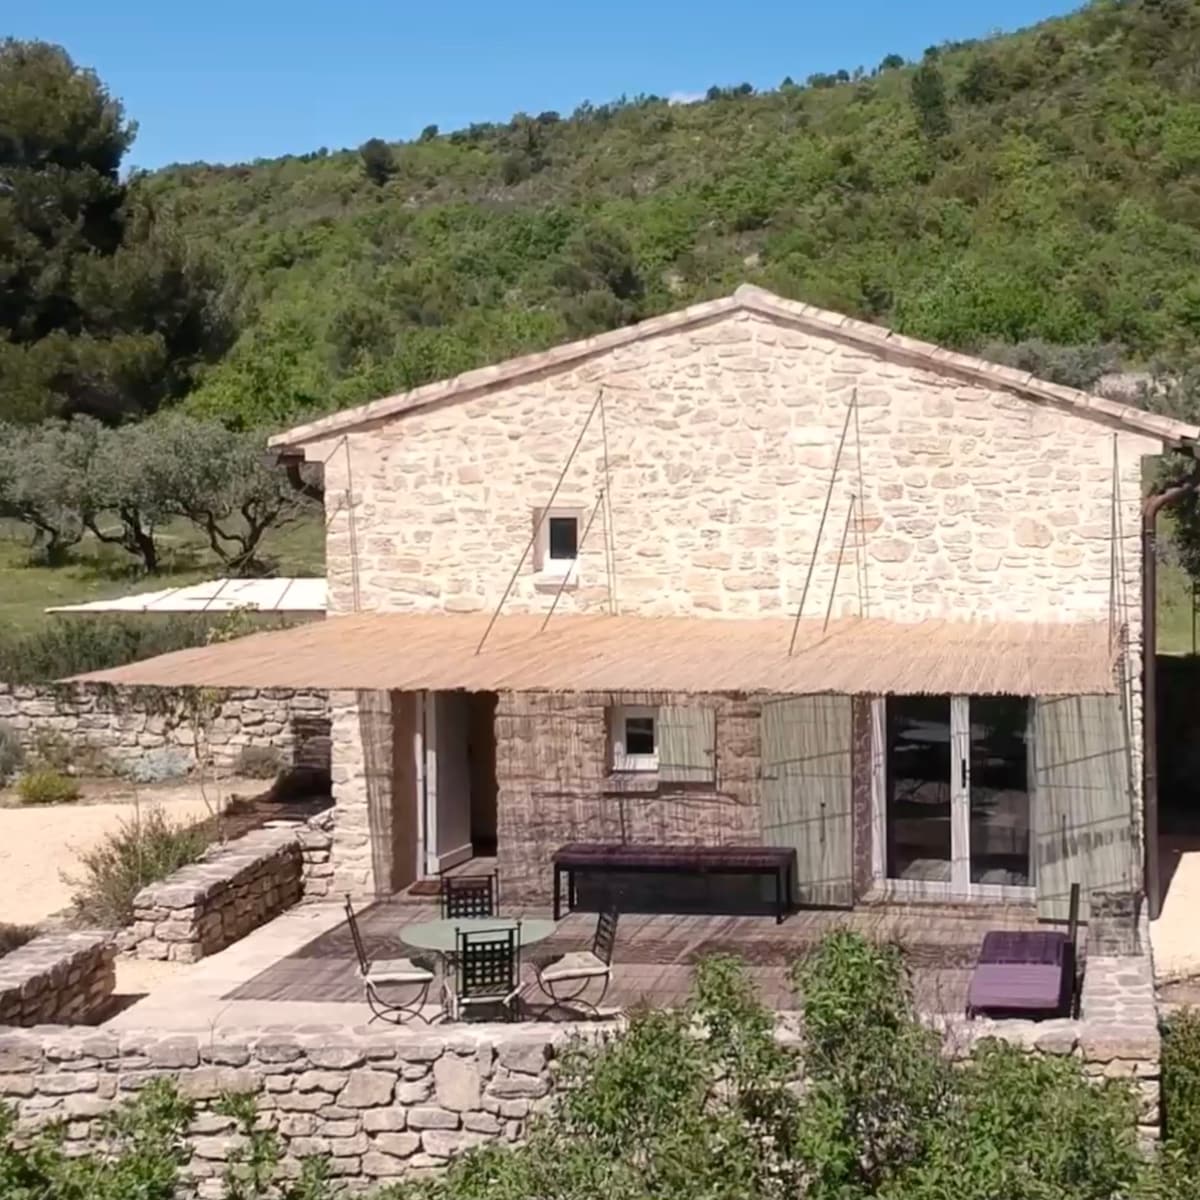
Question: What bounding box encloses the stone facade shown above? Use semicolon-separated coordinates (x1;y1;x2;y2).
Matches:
496;690;760;904
0;932;114;1026
0;683;330;778
123;822;336;963
285;301;1166;902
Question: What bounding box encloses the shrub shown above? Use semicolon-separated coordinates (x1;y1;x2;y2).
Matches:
1163;1008;1200;1189
125;746;192;784
17;767;81;805
234;744;285;780
0;1077;193;1200
0;720;22;784
0;921;36;958
69;806;211;926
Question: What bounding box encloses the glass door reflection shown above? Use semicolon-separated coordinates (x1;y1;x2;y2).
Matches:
968;696;1032;887
886;695;952;883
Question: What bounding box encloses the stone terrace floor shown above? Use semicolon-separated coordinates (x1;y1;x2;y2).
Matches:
104;897;1041;1031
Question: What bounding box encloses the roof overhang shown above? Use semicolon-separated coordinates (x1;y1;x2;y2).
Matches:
68;613;1117;697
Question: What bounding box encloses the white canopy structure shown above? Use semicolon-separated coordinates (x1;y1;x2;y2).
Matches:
46;577;327;616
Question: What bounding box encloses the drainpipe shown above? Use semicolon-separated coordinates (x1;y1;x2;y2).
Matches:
1143;466;1200;920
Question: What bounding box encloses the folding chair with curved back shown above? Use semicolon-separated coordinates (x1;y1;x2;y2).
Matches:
439;873;498;920
533;909;618;1016
446;924;522;1022
343;896;436;1024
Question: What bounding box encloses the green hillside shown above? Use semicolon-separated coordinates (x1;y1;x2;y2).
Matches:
143;0;1200;429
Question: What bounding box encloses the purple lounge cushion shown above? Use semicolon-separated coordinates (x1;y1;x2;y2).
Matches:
967;962;1064;1012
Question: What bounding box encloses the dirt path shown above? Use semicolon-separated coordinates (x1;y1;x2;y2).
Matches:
0;777;259;927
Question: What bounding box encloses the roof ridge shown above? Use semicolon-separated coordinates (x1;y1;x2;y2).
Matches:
270;285;1200;450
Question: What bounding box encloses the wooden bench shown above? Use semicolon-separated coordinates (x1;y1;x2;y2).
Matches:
552;843;797;924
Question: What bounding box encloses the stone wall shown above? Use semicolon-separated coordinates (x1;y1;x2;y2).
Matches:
0;1023;567;1194
298;809;336;899
124;829;307;963
0;683;330;778
0;962;1162;1188
0;932;114;1026
496;690;760;905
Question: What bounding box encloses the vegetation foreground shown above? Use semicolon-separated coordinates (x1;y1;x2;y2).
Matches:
3;933;1200;1199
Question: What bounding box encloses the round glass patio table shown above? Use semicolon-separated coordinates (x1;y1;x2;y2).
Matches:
399;916;558;953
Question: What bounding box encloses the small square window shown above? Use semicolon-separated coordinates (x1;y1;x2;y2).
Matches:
548;515;578;561
534;507;583;582
611;705;658;772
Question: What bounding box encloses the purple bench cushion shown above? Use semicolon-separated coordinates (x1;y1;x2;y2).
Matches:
554;843;794;872
967;962;1065;1013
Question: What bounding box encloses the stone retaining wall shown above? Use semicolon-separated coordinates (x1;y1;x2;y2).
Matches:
0;932;114;1026
126;829;304;963
0;683;330;778
0;998;1162;1193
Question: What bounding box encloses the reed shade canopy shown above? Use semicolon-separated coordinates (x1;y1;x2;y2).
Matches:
69;613;1117;698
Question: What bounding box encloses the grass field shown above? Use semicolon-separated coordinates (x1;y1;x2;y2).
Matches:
0;516;324;634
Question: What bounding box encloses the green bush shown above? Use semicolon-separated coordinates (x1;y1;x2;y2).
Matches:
69;806;212;926
1163;1007;1200;1194
17;767;81;805
0;720;22;784
394;935;1146;1200
0;921;36;958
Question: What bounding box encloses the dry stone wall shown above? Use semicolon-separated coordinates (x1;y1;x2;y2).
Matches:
125;829;304;963
0;932;114;1026
0;683;329;778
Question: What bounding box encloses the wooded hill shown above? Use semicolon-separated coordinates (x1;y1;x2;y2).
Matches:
135;0;1200;431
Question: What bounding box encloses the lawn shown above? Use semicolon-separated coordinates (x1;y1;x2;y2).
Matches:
0;516;324;634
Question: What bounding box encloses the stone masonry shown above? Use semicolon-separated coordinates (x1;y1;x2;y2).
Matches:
294;300;1166;900
0;932;114;1026
0;933;1163;1186
125;828;305;963
496;689;760;904
0;683;330;778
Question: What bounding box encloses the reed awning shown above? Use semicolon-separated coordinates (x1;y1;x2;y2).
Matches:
68;613;1117;697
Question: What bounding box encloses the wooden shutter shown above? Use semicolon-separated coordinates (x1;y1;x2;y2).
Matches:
657;705;715;784
1033;694;1135;921
761;695;853;908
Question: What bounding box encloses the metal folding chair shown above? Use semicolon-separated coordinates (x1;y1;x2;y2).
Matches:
343;895;436;1024
532;909;618;1016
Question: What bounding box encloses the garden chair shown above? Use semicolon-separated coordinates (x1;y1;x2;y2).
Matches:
343;896;436;1024
445;925;522;1022
531;909;619;1016
439;872;499;919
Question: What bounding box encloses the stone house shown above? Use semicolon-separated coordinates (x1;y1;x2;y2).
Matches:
81;285;1200;922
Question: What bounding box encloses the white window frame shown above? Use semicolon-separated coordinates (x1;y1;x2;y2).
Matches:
610;704;659;773
533;506;583;585
870;696;1035;903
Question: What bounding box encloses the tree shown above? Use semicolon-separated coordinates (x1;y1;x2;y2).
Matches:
0;40;230;424
418;123;438;142
156;416;316;573
358;137;394;185
0;419;99;560
879;52;905;71
910;61;951;139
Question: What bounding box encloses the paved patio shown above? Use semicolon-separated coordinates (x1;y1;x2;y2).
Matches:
104;896;1041;1030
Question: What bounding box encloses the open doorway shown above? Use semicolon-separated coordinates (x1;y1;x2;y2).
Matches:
421;690;498;875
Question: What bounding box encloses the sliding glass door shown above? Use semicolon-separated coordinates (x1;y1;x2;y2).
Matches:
882;694;1032;898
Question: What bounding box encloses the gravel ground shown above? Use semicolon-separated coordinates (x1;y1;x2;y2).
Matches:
0;777;255;927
